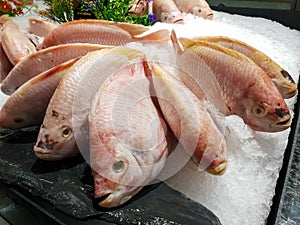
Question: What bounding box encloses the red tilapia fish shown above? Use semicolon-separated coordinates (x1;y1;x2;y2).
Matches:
173;0;214;19
171;31;291;132
1;43;111;95
192;36;297;99
151;63;227;175
89;55;168;208
40;19;169;49
153;0;184;23
0;59;78;130
1;20;36;65
28;18;58;37
34;47;145;161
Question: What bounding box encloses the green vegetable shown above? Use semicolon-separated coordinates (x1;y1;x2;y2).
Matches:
41;0;81;23
89;0;154;26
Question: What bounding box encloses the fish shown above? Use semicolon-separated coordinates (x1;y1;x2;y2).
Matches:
28;18;58;37
1;20;36;65
89;55;168;208
173;0;214;19
0;59;78;130
0;15;11;27
0;41;13;82
40;19;168;49
171;31;291;132
33;47;144;161
1;43;111;95
150;63;227;175
128;0;149;15
152;0;184;24
190;36;297;98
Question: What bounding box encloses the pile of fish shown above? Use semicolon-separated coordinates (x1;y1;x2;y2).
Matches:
0;15;297;208
128;0;214;23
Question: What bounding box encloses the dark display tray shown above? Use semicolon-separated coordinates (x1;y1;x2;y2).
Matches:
0;130;222;225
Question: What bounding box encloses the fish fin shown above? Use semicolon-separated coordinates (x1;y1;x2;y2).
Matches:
116;23;149;36
170;30;184;55
178;37;197;49
135;29;171;42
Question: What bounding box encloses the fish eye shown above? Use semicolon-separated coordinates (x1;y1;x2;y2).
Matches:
198;9;202;13
112;159;125;173
61;126;72;138
253;105;268;117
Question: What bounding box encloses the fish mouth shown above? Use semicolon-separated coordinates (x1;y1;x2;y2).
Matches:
207;161;227;176
283;86;298;98
174;19;184;24
270;115;291;131
96;192;113;207
206;13;214;19
96;190;131;208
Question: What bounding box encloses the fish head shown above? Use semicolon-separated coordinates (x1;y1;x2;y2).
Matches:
91;143;158;208
240;87;291;132
159;11;184;24
191;6;214;19
34;121;78;160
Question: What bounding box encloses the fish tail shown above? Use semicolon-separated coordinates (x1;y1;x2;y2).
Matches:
135;29;171;42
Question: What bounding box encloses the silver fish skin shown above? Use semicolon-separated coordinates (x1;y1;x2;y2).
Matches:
28;18;58;37
89;56;168;208
1;43;111;95
173;0;213;19
0;59;78;130
153;0;184;24
172;31;291;132
1;20;36;65
151;63;227;175
33;47;143;161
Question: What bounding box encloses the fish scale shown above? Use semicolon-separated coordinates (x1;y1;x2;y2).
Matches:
89;55;168;208
1;43;111;95
174;33;291;132
0;58;78;130
192;36;297;99
34;47;146;161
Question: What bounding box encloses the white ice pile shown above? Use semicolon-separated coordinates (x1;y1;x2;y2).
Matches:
145;11;300;225
1;5;300;225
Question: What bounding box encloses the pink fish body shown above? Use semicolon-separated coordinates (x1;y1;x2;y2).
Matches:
1;43;111;95
40;19;151;48
0;59;78;130
153;0;184;23
1;20;36;65
28;18;58;37
33;47;144;161
151;63;227;175
173;0;214;19
89;55;168;208
193;36;297;98
172;32;291;132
